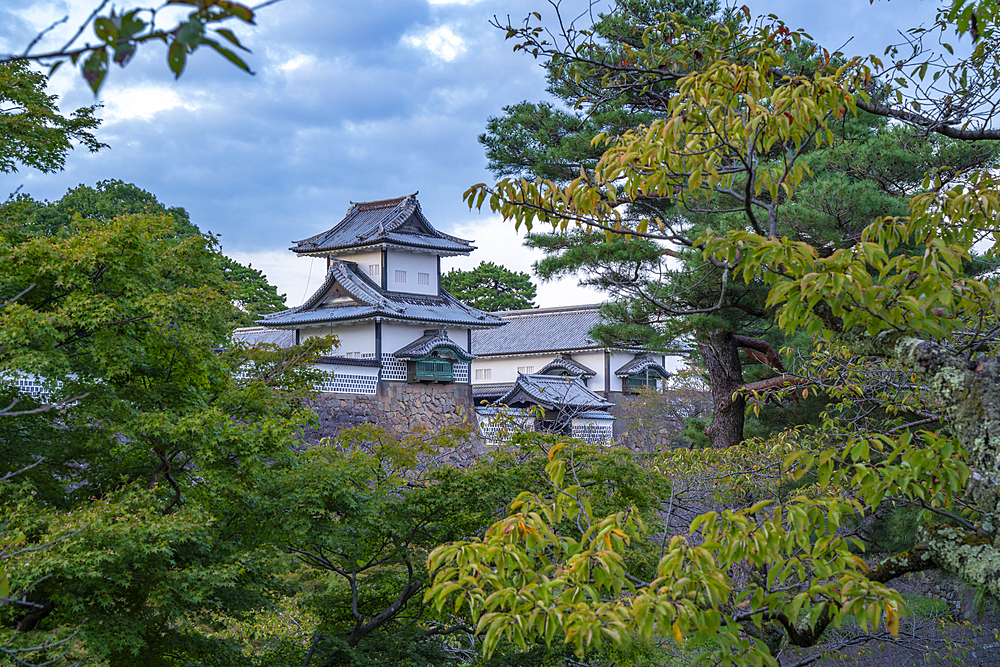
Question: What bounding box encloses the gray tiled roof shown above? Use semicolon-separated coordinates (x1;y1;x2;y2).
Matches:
257;259;504;329
614;354;671;378
537;354;597;378
393;329;475;362
231;327;296;348
574;411;617;420
472;382;515;402
291;194;474;256
472;305;601;355
471;304;645;356
498;374;613;410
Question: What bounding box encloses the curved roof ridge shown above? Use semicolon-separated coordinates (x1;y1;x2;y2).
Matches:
349;192;417;210
257;263;505;329
496;373;612;410
614;354;671;378
538;354;597;378
497;303;602;317
393;329;476;362
292;259;387;313
292;193;473;255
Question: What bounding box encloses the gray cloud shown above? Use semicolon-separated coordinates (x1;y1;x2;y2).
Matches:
1;0;945;305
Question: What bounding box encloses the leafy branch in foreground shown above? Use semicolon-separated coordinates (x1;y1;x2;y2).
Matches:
2;0;266;94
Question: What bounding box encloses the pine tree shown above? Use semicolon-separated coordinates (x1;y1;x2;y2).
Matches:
477;2;999;447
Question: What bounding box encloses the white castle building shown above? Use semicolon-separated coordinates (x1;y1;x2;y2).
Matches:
235;193;674;445
251;193;503;393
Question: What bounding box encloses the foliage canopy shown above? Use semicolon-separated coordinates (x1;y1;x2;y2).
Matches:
441;261;537;312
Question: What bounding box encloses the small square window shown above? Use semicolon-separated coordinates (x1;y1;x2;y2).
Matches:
418;272;430;286
395;270;407;283
368;264;380;277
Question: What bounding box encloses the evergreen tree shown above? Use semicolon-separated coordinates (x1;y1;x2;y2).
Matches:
441;261;537;311
478;1;999;447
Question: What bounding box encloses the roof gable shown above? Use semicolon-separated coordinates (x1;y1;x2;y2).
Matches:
497;373;612;411
538;354;597;378
258;259;505;329
615;354;671;379
292;193;474;256
393;329;476;362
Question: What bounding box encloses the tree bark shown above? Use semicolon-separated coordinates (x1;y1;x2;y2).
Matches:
699;330;747;449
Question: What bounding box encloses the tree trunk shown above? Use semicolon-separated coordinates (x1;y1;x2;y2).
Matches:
698;330;746;449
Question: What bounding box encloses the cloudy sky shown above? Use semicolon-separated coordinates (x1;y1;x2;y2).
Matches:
0;0;941;308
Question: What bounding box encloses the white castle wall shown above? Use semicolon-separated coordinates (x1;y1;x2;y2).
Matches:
335;250;383;282
385;250;438;296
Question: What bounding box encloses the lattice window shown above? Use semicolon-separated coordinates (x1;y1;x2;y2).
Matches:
517;365;534;374
453;362;469;383
418;272;430;285
381;354;407;381
394;270;406;283
626;375;657;391
368;264;380;278
315;372;377;395
475;367;491;381
414;359;453;382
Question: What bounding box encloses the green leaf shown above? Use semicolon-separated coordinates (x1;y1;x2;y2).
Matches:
203;39;253;73
175;19;205;48
215;28;250;52
94;17;118;44
82;48;109;93
168;40;188;78
214;1;256;23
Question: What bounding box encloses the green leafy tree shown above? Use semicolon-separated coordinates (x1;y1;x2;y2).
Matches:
235;430;671;667
441;261;537;312
0;207;334;666
429;2;1000;665
475;1;999;449
0;61;103;174
8;179;287;327
0;10;291;664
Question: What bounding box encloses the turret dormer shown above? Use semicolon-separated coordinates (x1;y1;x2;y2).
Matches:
290;193;474;297
258;194;503;395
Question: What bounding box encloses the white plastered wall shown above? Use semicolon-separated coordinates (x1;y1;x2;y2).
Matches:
385;250;438;295
663;355;688;374
381;322;471;355
315;362;379;378
572;351;607;391
472;354;558;385
473;350;690;390
445;327;470;352
333;249;383;282
299;321;375;357
382;321;433;354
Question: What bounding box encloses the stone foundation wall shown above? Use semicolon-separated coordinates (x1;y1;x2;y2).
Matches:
303;381;487;466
